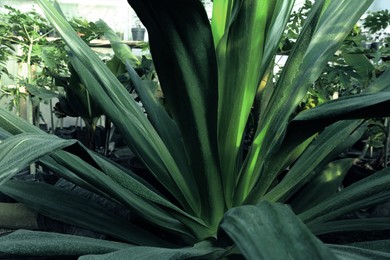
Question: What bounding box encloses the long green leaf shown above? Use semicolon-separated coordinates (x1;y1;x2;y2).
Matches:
244;66;390;205
237;0;373;204
100;19;194;194
125;63;197;200
220;201;337;260
211;0;235;47
216;0;278;207
79;241;226;260
348;240;390;253
0;180;172;246
329;244;390;260
294;92;390;123
0;107;44;135
95;20;139;67
1;103;194;238
0;127;11;140
39;155;111;199
0;133;75;185
0;230;131;258
126;0;224;228
68;51;193;213
50;150;194;241
234;0;326;204
70;144;210;236
311;218;390;236
37;0;199;215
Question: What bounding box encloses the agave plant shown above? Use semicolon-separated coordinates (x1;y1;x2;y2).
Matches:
1;0;390;258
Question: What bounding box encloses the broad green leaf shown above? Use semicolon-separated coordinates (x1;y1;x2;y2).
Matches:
300;167;390;227
79;241;226;260
126;0;224;227
0;133;75;185
220;201;337;260
328;244;390;260
0;230;131;258
0;180;173;246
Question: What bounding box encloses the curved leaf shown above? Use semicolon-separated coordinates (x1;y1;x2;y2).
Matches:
220;201;337;260
0;230;131;258
0;133;75;185
0;230;131;259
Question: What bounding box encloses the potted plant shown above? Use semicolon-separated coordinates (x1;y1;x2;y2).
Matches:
2;0;390;259
131;15;145;41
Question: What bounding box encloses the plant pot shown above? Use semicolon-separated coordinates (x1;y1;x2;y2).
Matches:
371;41;383;51
131;27;146;41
